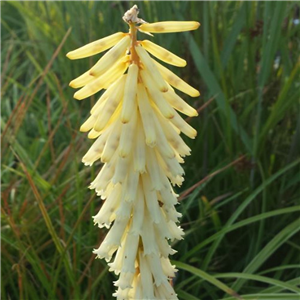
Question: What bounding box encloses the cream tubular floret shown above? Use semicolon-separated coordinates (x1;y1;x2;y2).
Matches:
67;32;126;59
141;40;186;67
139;21;200;33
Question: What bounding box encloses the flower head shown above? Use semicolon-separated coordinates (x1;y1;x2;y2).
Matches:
67;5;200;299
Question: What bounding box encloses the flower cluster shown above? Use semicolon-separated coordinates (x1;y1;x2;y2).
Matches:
67;5;200;300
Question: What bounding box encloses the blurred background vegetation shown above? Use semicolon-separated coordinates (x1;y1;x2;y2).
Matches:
1;1;300;300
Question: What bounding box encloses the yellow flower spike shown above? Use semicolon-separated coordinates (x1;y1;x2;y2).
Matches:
139;21;200;33
121;63;139;124
67;4;200;300
135;44;169;92
154;59;200;97
66;32;126;59
141;40;186;67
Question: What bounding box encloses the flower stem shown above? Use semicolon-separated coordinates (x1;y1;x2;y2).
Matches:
129;23;139;65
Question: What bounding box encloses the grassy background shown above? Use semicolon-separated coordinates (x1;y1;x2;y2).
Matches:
1;1;300;300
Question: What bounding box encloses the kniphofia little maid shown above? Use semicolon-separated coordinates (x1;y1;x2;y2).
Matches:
67;5;200;299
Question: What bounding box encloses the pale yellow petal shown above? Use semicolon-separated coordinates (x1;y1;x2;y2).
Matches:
74;60;128;100
154;60;200;97
139;21;200;33
101;120;122;163
114;199;132;221
90;79;120;114
90;92;109;115
135;45;168;92
108;235;125;274
141;172;162;223
80;98;107;132
133;116;146;173
90;152;117;192
137;83;156;147
93;79;125;132
140;69;174;119
141;40;186;67
152;111;175;159
155;231;177;256
119;105;138;158
89;35;130;77
80;114;98;133
158;179;178;206
88;129;102;139
92;184;121;228
154;107;191;157
164;85;198;117
66;32;126;60
145;146;163;190
121;63;138;124
123;164;139;202
69;70;97;88
130;182;145;235
171;110;197;139
141;212;159;255
82;127;112;166
156;151;183;187
138;252;155;299
120;233;139;274
145;254;167;286
112;156;130;184
167;221;184;241
155;149;184;179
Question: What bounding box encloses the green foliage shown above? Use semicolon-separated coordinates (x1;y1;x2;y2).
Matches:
1;1;299;299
